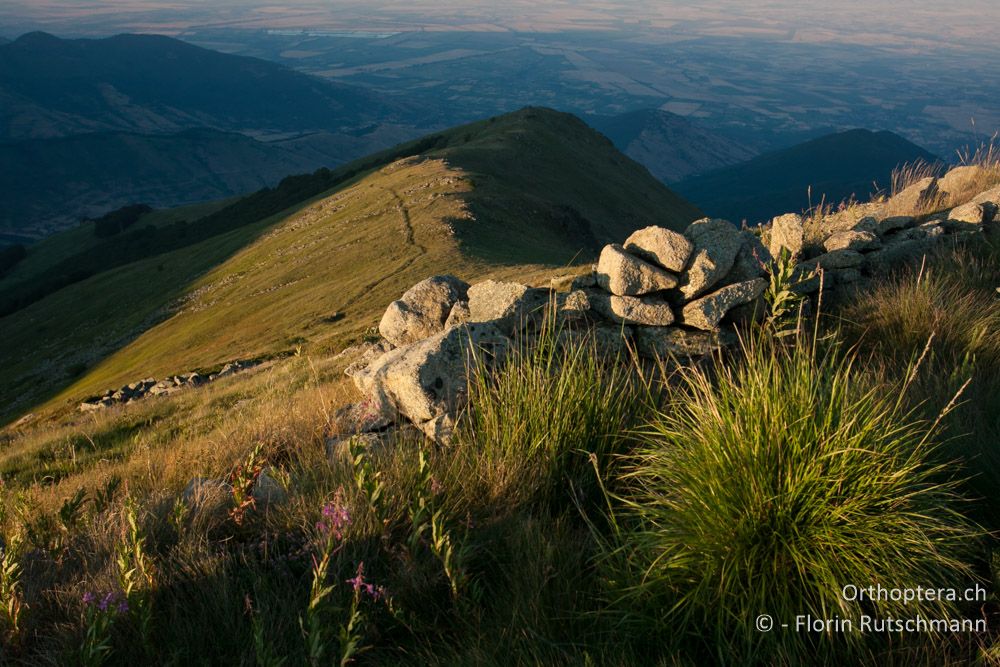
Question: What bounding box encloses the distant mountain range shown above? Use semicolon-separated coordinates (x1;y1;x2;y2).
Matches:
0;32;425;240
586;109;757;183
0;31;399;139
673;129;939;225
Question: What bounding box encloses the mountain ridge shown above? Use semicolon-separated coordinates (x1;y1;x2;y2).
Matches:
586;109;757;183
673;128;939;225
0;107;700;421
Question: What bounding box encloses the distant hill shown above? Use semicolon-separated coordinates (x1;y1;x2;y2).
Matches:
0;31;399;140
673;129;939;225
0;32;425;239
0;125;420;238
0;107;701;419
587;109;757;183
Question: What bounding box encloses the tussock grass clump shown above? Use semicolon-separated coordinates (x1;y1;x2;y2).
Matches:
841;238;1000;521
602;331;981;664
458;318;652;507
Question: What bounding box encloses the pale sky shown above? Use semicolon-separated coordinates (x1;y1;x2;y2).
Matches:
2;0;998;48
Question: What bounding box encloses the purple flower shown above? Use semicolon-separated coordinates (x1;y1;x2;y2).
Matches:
346;562;366;593
117;599;129;614
98;592;115;612
346;562;386;601
82;591;96;605
318;492;351;540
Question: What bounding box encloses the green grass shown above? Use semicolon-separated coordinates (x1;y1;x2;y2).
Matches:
597;329;981;664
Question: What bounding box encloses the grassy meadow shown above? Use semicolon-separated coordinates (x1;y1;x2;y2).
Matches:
1;124;999;664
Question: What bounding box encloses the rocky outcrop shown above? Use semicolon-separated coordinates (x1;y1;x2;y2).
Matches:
681;279;767;331
78;359;261;412
378;275;469;347
467;280;548;334
623;226;693;273
352;322;509;443
678;218;743;299
596;244;679;296
766;213;805;262
340;164;998;447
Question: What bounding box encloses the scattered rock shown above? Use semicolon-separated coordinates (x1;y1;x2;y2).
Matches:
353;322;510;444
823;230;881;253
623;226;693;273
589;292;676;326
595;244;679;297
766;213;805;262
182;477;233;515
946;200;997;228
679;218;743;300
333;398;395;435
378;275;469;347
341;340;395;379
723;230;772;283
862;239;936;272
875;215;915;236
251;470;287;507
681;278;767;331
634;326;731;358
444;300;471;329
885;177;941;214
799;249;864;271
467;280;549;335
937;165;987;198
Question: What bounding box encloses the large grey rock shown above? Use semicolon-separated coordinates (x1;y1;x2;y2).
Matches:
634;327;732;359
378;275;469;347
970;185;1000;206
353;322;509;444
466;280;549;335
252;470;287;508
823;230;881;253
589;292;675;326
558;290;592;322
333;398;394;435
681;278;767;331
766;213;805;262
875;216;916;236
723;230;772;283
938;166;988;199
444;300;471;329
623;226;693;273
946;200;997;228
340;340;395;379
799;249;864;271
595;244;679;296
885;177;941;215
862;239;936;273
326;427;422;463
678;218;743;300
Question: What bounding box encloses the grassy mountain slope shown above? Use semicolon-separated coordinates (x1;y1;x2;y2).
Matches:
586;109;757;183
0;107;700;423
674;129;939;224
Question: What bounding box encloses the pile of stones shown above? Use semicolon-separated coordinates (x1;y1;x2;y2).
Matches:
78;359;260;412
330;167;999;450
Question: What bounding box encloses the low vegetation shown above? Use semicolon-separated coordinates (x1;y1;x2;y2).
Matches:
1;230;999;664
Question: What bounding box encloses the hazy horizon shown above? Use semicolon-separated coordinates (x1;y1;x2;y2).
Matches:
2;1;1000;55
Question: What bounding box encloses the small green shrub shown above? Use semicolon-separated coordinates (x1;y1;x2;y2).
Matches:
601;330;981;664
